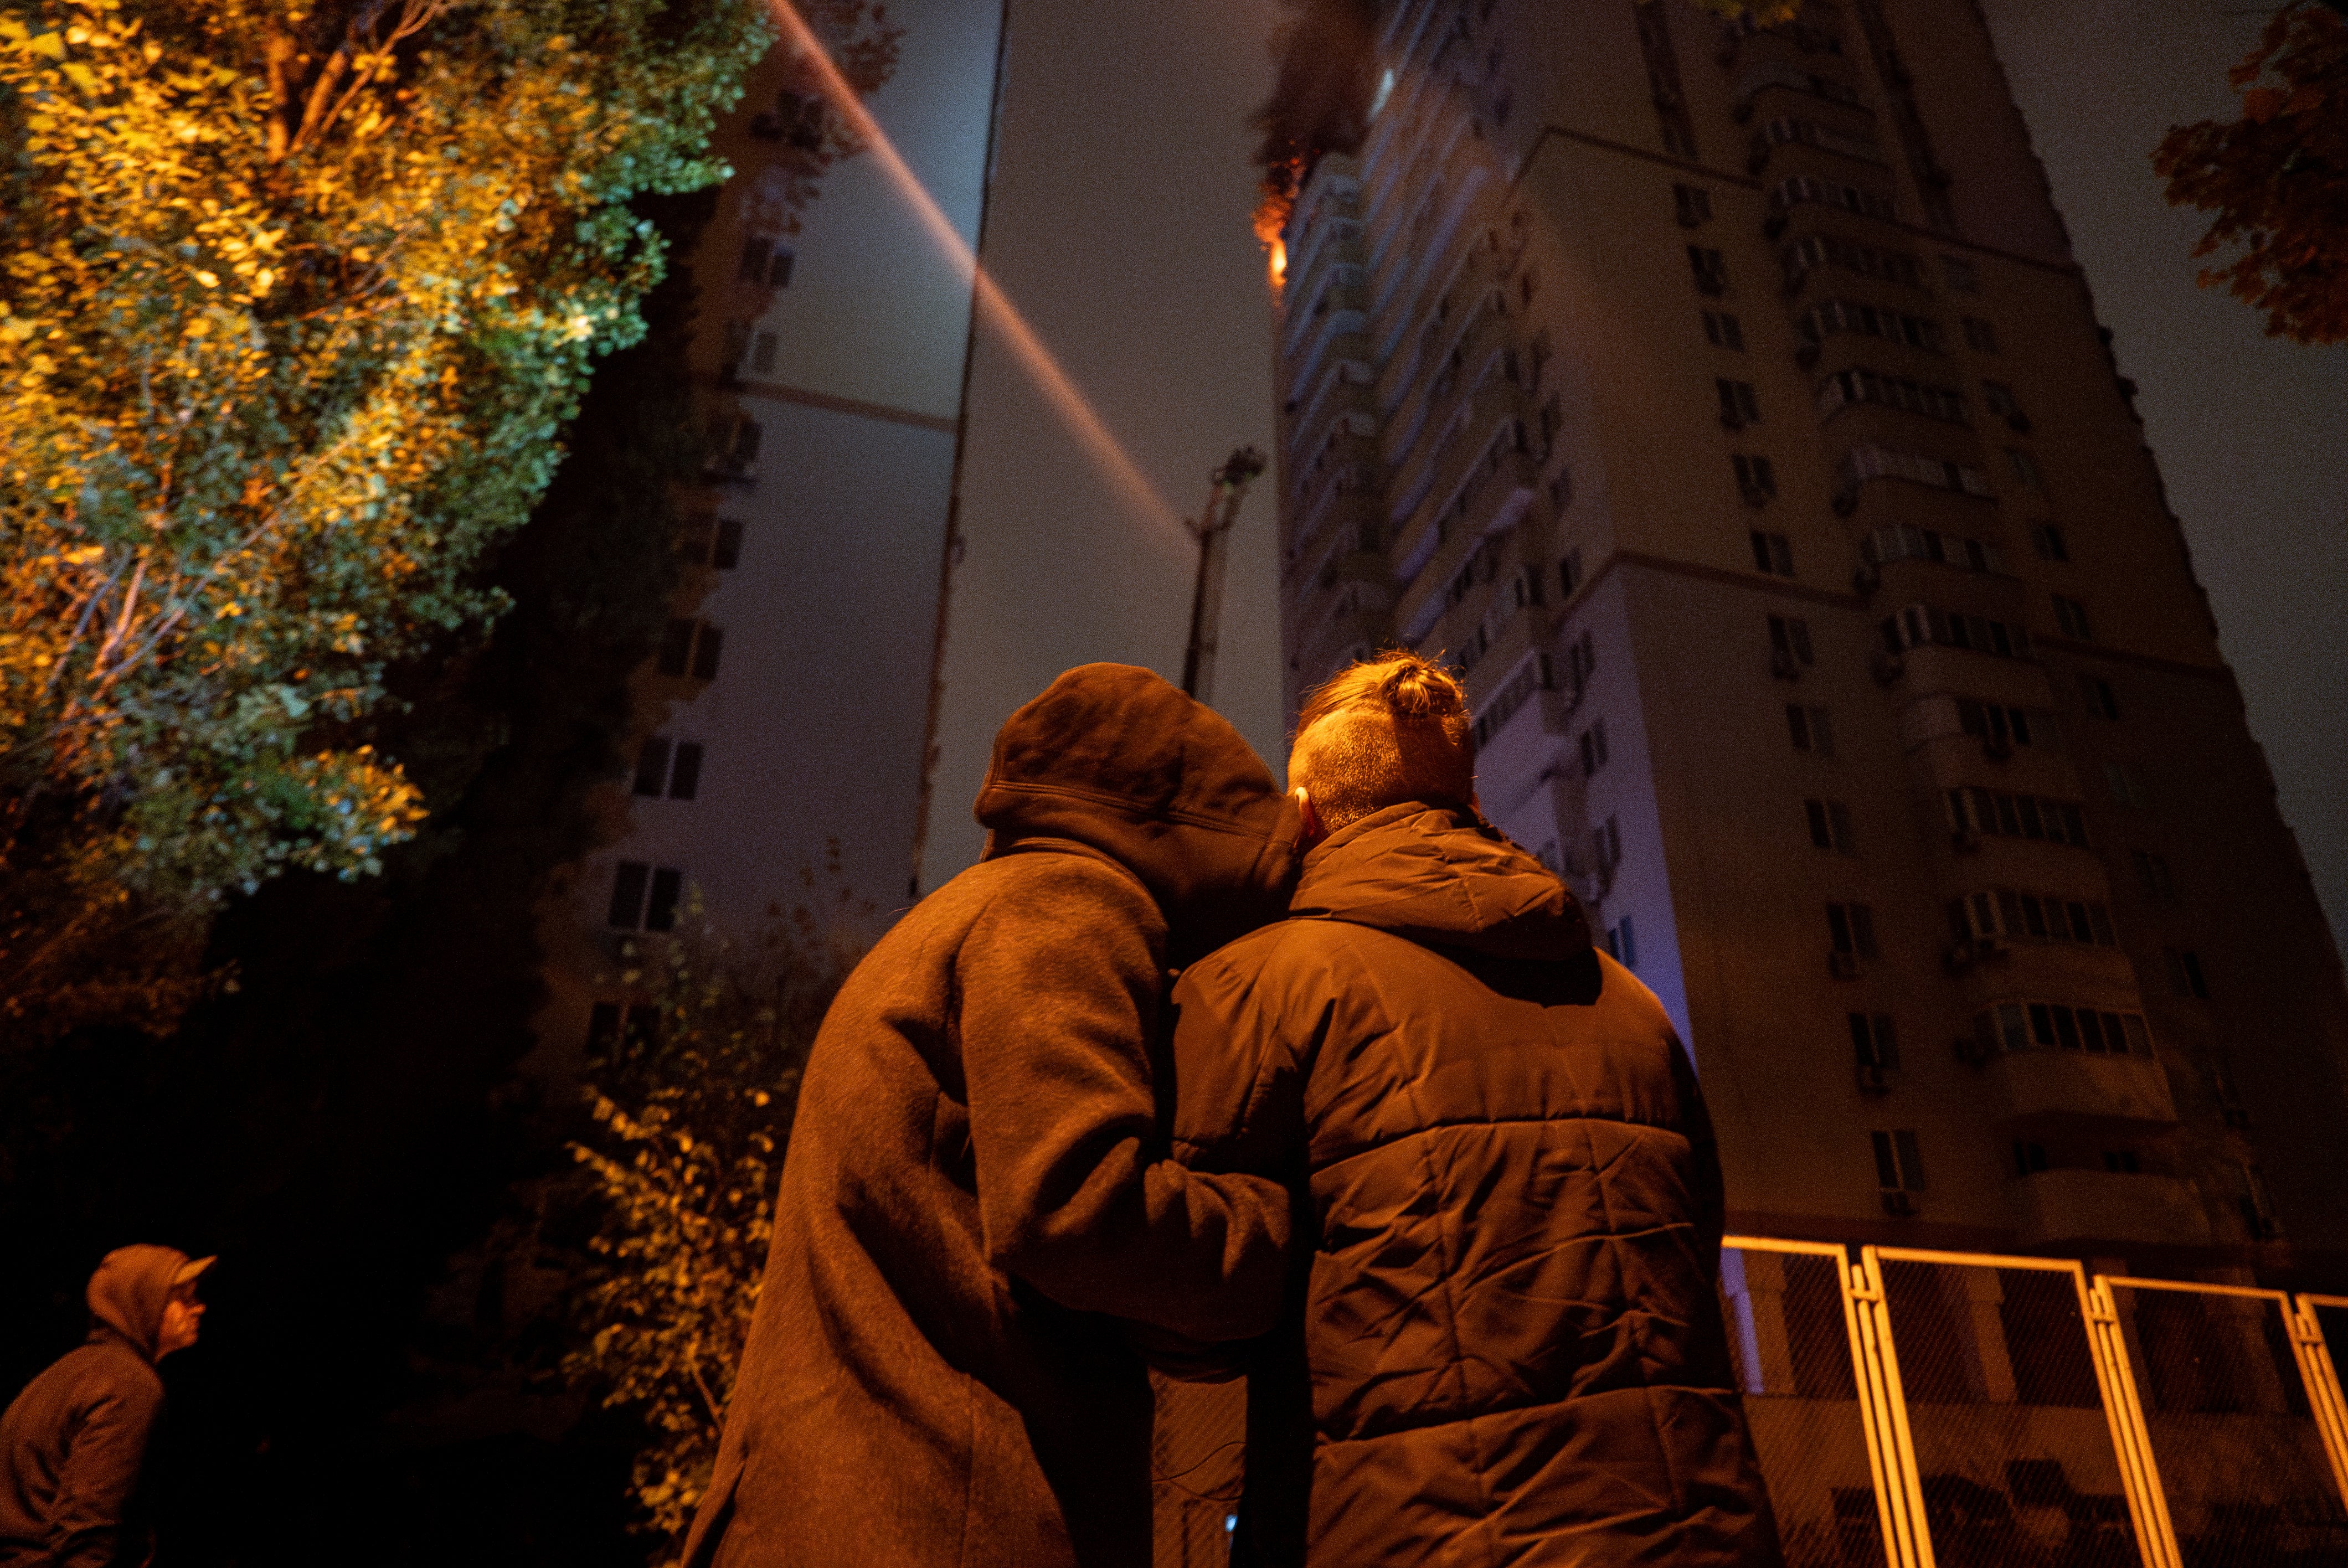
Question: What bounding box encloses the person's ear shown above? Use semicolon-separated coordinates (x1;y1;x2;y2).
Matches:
1291;785;1325;849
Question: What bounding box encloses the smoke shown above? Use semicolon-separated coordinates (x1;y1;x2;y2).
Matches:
1252;0;1378;228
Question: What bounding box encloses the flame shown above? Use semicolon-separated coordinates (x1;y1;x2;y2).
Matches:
761;0;1186;543
1253;164;1301;302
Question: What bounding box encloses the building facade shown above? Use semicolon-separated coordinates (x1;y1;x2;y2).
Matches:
1273;0;2348;1276
539;1;1002;1064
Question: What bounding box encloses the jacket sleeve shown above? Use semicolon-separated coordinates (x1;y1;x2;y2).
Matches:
959;858;1291;1344
48;1374;162;1568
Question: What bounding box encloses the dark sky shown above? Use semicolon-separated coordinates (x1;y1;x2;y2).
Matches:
934;0;2344;952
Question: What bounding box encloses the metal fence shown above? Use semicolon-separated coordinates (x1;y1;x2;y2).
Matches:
1152;1239;2348;1568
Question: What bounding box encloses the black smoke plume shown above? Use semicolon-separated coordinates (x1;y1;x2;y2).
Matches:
1253;0;1379;218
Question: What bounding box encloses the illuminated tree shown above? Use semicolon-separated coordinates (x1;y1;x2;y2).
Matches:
2156;2;2348;345
563;886;866;1550
0;0;895;1038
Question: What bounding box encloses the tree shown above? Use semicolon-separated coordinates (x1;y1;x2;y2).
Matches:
563;885;867;1551
0;0;882;1039
2156;2;2348;345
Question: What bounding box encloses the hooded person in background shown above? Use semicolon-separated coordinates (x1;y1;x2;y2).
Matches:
681;664;1304;1568
1;1246;211;1568
1166;652;1780;1567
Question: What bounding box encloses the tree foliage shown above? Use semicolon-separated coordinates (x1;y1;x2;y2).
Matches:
563;886;867;1550
0;0;782;1036
2156;2;2348;344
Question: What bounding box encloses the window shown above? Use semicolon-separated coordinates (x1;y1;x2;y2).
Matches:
1955;699;2042;751
2241;1163;2279;1238
1947;786;2090;848
1837;443;1992;499
1770;174;1897;222
607;862;683;932
1881;603;2032;661
585;1000;660;1057
1702;310;1745;350
1559;549;1584;598
1768;614;1814;667
1606;915;1639;967
2131;849;2176;902
2104;762;2149;808
1595;814;1623;870
2005;447;2046;493
738;235;772;283
2052;594;2092;640
2167;948;2210;999
629;737;703;800
1850;1012;1899;1070
745;331;779;378
1863;525;2004;574
1976;1001;2151;1056
710;517;744;570
1548;465;1575;512
1733;452;1776;502
1780;234;1925;290
1688;245;1729;295
1940;254;1980;292
2078;674;2119;719
1949;888;2115;947
1717;377;1761;426
1786;703;1834;756
2102;1149;2143;1175
1578;718;1610;777
656;619;725;680
1815;367;1968;423
2014;1140;2048;1175
1805;798;1857;854
1674;183;1713;226
1471;653;1554;749
1799;298;1944;353
1563;628;1597;693
1873;1130;1925;1192
2031;522;2069;561
1826;901;1878;958
1749;530;1794;577
708;415;763;479
1981;379;2022;419
1961;314;1999;353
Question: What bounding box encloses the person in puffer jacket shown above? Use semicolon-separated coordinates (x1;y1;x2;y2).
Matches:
1165;652;1781;1568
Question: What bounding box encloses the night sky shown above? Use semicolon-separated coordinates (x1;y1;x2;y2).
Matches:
928;0;2344;949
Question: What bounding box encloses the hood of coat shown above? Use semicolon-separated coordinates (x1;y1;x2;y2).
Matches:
86;1244;195;1363
1292;801;1592;962
975;663;1303;967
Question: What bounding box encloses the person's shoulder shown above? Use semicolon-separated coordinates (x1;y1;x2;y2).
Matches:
46;1341;164;1412
1178;914;1358;998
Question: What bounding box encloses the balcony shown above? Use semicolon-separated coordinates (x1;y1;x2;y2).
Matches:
2011;1169;2210;1249
1992;1049;2179;1127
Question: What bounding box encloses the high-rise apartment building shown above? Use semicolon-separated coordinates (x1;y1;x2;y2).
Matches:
539;2;1002;1060
1273;0;2348;1275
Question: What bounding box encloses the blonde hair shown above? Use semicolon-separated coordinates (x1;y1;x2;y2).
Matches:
1291;652;1474;833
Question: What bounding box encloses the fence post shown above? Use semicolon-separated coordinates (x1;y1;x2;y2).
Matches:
2290;1296;2348;1514
1850;1247;1933;1568
2083;1277;2181;1568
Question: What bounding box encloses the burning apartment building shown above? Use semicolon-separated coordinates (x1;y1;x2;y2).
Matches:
1266;0;2348;1273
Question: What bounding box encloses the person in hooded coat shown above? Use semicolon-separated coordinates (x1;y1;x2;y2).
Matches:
1165;653;1780;1567
1;1245;211;1568
679;664;1303;1568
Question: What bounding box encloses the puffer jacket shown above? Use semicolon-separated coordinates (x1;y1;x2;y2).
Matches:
1167;802;1780;1567
1;1246;190;1568
682;663;1303;1568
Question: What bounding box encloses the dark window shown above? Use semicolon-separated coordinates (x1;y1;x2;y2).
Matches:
1750;530;1793;576
2131;849;2175;902
1786;703;1834;756
1806;798;1856;854
2053;595;2093;641
1718;378;1760;425
2079;674;2119;719
632;737;672;797
1611;915;1639;967
667;742;704;801
1850;1012;1898;1069
1674;183;1713;226
1826;901;1877;958
1702;310;1745;350
1579;719;1610;777
712;518;745;570
1688;245;1728;295
645;868;683;933
607;862;650;929
2014;1141;2048;1175
1559;549;1584;597
2103;1149;2142;1175
737;236;772;284
2168;948;2210;999
656;618;695;677
1873;1129;1925;1191
689;625;724;681
2031;522;2069;561
1768;614;1814;666
1733;452;1777;499
768;245;796;288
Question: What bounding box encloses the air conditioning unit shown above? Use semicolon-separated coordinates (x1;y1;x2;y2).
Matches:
1881;1191;1917;1217
1827;951;1862;980
1856;1064;1891;1095
1770;648;1805;682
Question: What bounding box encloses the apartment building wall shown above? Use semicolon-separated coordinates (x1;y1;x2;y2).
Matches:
535;2;1000;1070
1274;0;2348;1278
